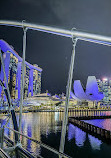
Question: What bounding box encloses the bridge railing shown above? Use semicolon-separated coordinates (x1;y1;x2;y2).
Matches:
2;126;71;158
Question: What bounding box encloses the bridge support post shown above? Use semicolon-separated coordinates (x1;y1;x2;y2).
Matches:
19;26;28;142
59;36;77;154
0;127;4;149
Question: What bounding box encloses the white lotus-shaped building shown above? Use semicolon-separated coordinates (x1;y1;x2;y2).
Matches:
70;76;104;101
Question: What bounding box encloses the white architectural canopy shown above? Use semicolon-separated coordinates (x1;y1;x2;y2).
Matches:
70;76;104;101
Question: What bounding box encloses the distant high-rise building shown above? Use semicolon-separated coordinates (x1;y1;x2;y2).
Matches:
8;53;42;99
8;53;18;99
0;40;42;100
9;58;42;99
97;78;111;105
33;64;41;95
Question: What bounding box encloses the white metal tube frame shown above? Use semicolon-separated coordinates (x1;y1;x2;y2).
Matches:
59;37;77;154
19;26;28;139
0;20;111;46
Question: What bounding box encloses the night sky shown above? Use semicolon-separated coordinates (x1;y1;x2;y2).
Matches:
0;0;111;95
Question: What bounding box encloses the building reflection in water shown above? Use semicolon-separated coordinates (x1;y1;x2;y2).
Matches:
68;123;102;150
27;124;32;151
68;123;75;141
2;112;111;156
88;134;102;150
75;126;86;147
1;112;63;155
68;123;86;147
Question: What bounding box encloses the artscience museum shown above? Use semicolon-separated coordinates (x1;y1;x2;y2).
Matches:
70;76;104;102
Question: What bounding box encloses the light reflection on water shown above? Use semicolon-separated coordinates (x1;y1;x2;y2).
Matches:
1;112;111;157
68;123;86;147
68;123;102;150
88;135;102;150
84;118;111;131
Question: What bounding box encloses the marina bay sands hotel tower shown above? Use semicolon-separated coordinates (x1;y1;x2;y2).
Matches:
0;39;42;100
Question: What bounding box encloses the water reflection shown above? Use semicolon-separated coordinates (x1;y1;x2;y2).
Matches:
68;123;86;147
75;127;86;147
1;112;63;155
68;123;101;150
84;118;111;131
88;134;102;150
1;112;111;157
68;123;75;141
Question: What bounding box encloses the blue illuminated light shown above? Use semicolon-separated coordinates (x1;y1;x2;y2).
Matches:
0;39;42;100
0;40;42;72
71;76;104;101
70;91;80;100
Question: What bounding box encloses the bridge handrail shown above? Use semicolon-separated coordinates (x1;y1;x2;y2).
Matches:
5;126;71;158
0;20;111;46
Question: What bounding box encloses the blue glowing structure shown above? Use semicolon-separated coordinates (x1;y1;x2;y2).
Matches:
70;76;104;101
85;76;104;101
74;80;88;100
0;39;42;100
70;91;80;100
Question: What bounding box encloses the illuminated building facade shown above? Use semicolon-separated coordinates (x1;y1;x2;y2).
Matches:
8;53;18;99
0;39;42;101
97;78;111;105
33;64;41;95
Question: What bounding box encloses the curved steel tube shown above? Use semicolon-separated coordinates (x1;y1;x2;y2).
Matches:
0;20;111;46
